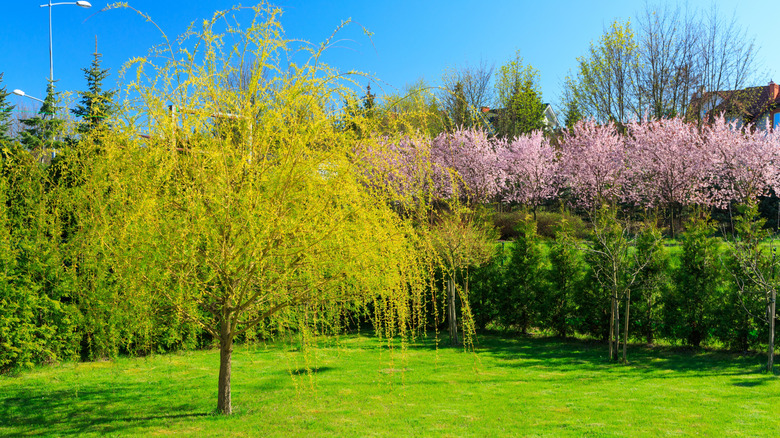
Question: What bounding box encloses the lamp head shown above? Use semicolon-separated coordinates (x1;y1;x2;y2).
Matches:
76;1;91;7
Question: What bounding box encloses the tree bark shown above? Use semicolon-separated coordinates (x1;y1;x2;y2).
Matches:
623;289;630;363
217;314;234;415
613;294;620;362
448;277;459;347
768;288;776;373
609;291;616;361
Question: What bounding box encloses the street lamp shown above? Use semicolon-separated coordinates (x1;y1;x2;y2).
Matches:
12;89;45;104
12;89;58;160
40;1;92;81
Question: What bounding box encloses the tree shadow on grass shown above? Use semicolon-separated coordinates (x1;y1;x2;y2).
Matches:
288;366;335;376
0;382;209;436
461;332;770;379
0;367;292;437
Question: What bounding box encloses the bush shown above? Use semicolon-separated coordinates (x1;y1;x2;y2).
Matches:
493;209;588;240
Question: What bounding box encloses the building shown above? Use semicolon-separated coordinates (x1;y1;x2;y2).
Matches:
479;103;560;135
693;81;780;130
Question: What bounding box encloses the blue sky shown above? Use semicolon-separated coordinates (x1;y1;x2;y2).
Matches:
2;0;778;117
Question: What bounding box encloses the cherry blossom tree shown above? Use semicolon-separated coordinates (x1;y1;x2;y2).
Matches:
430;127;504;203
358;135;439;204
499;130;558;216
704;116;780;208
558;120;626;208
624;117;708;234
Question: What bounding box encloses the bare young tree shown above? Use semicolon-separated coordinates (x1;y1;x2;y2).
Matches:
693;3;758;123
635;2;700;119
439;60;494;129
572;3;760;124
572;19;640;124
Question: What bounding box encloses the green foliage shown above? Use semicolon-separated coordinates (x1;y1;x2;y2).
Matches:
0;144;78;372
467;243;506;330
665;215;723;347
19;81;66;160
493;209;587;240
563;97;583;131
71;49;116;136
503;215;546;333
631;221;670;344
0;73;14;145
380;78;447;137
716;201;778;353
543;221;583;337
494;51;545;138
445;81;470;130
571;20;639;123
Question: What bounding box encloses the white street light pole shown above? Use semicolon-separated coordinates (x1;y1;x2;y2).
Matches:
12;89;45;104
40;1;92;81
13;89;57;160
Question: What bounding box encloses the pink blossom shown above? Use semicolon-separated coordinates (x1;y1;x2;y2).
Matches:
499;131;558;208
558;120;626;208
704;116;780;207
624;117;708;208
430;127;505;202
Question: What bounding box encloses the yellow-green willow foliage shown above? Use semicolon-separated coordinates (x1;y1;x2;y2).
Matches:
73;4;440;414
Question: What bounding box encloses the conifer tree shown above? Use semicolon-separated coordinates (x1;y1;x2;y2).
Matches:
19;80;65;162
72;46;116;135
0;73;14;146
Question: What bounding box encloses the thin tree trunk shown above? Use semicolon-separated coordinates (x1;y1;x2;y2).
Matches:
646;294;654;344
769;288;776;373
614;293;620;362
609;291;616;361
448;277;458;347
217;314;233;415
623;289;630;363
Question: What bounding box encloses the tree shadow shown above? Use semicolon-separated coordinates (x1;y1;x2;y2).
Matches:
288;366;335;376
464;332;770;379
0;382;210;436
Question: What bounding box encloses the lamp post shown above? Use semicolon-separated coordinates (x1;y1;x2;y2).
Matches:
13;89;57;160
12;89;45;104
40;1;92;81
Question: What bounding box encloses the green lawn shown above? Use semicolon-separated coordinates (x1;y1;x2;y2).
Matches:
1;333;778;437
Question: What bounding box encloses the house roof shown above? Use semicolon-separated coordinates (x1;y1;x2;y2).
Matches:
695;81;780;123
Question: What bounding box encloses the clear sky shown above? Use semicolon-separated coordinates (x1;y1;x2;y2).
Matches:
1;0;778;117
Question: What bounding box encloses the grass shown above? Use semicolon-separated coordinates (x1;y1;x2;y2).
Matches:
1;332;778;437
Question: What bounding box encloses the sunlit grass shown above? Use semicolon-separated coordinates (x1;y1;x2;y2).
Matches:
1;333;778;437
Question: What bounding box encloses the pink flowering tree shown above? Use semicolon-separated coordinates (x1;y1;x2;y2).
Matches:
558;120;626;209
430;127;505;203
358;135;439;204
704;116;780;208
499;130;558;216
624;117;709;234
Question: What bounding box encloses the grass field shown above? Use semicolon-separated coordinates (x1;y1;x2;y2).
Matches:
1;332;778;437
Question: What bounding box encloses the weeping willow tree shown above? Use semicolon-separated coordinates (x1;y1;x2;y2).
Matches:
78;3;436;415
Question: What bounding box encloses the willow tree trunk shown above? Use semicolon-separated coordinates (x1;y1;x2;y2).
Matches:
217;314;234;415
448;277;458;347
769;288;776;373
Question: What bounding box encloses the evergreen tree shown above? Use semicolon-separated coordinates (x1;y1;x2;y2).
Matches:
563;99;583;131
19;80;65;162
503;215;546;334
545;220;583;337
444;81;470;131
0;73;15;146
72;48;116;136
665;215;722;347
